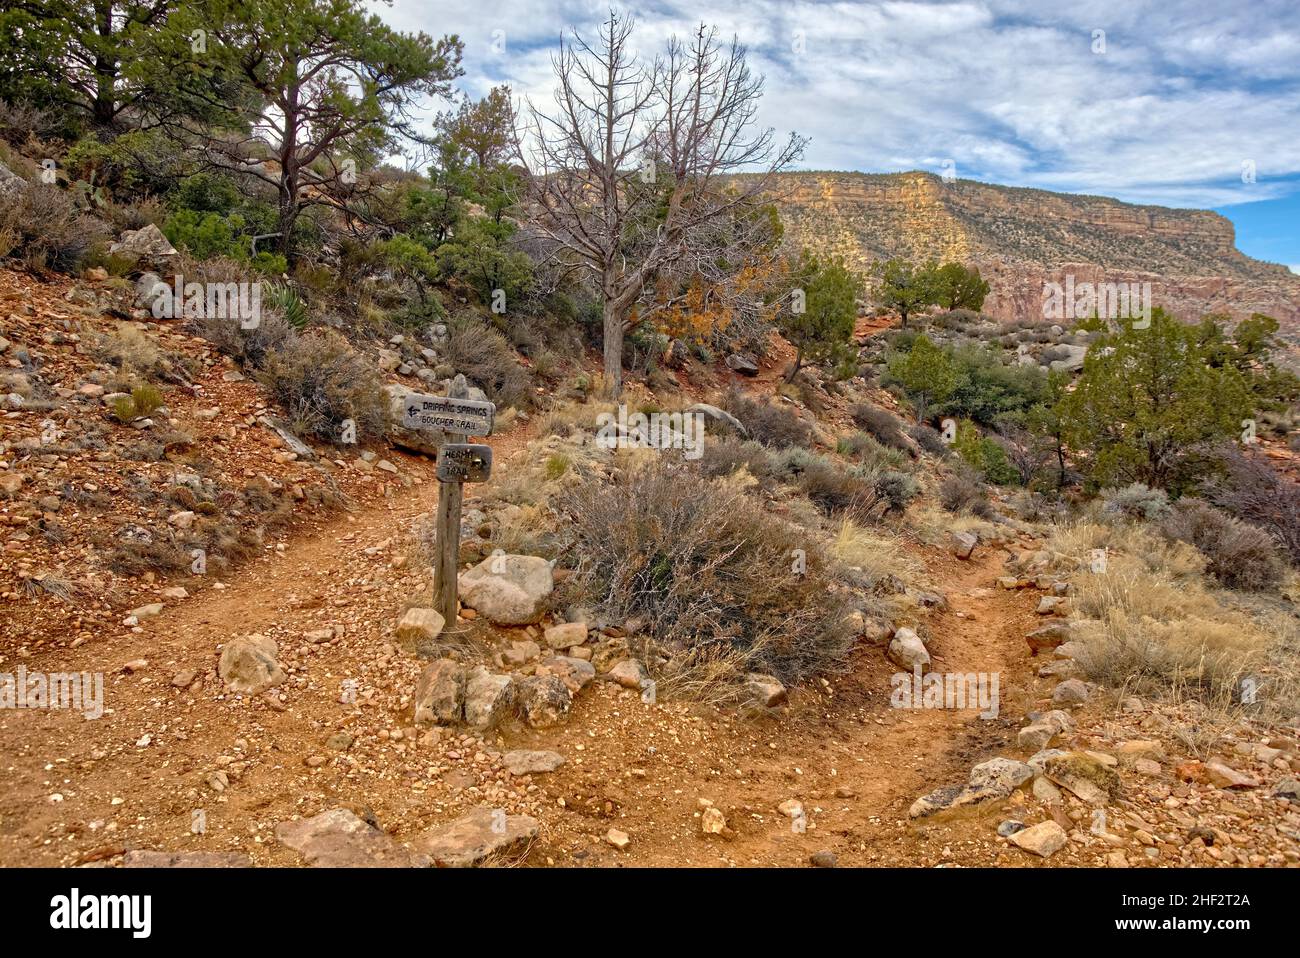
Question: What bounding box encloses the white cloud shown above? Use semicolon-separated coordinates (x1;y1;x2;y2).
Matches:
373;0;1300;209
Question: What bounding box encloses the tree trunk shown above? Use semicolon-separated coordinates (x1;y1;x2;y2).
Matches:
603;298;624;398
785;347;803;383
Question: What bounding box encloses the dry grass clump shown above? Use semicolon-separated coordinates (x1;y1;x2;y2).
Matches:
0;184;108;271
558;458;853;691
830;520;928;595
1049;522;1296;716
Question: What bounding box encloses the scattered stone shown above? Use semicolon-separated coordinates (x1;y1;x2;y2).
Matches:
725;352;759;375
1043;751;1120;805
276;809;416;867
1025;621;1072;656
538;655;595;694
1009;820;1068;858
1205;761;1259;790
605;828;631;849
1273;778;1300;802
503;640;541;666
1036;595;1068;616
1051;678;1089;707
744;673;788;708
414;659;465;726
108;224;178;271
1018;722;1056;751
701;806;727;835
809;850;838;868
515;674;573;728
591;637;631;673
458;554;554;625
123;850;251;868
462;667;515;728
909;783;1007;818
608;658;650;691
394;607;445;654
217;634;284;695
543;622;588;650
950;531;977;559
969;757;1035;792
502;750;565;776
414;806;539;867
887;627;929;671
997;819;1026;838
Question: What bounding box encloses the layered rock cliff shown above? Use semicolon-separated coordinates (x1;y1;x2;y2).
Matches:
764;171;1300;343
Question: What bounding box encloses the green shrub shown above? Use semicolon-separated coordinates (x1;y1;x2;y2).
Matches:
257;332;390;444
953;419;1019;485
560;460;854;688
0;185;108;272
1160;500;1285;592
1100;483;1171;522
719;388;812;448
442;315;531;409
849;403;911;453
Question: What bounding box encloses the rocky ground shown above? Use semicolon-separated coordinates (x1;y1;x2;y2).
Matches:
2;268;1298;868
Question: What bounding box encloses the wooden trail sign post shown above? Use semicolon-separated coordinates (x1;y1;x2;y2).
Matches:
401;375;495;627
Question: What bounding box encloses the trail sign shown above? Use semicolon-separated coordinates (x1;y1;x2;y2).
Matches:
402;376;500;630
402;394;495;436
437;443;492;483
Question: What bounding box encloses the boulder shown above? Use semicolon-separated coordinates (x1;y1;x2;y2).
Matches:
1051;678;1089;707
502;750;565;776
538;655;595;694
608;658;650;691
686;402;748;437
591;636;631;672
725;352;759;375
1009;820;1068;857
217;634;284;695
0;160;26;199
458;554;553;625
887;627;930;671
1018;722;1058;751
969;757;1034;792
950;531;977;560
108;224;178;272
395;607;446;655
514;674;573;728
462;667;515;728
276;809;417;867
413;806;538;867
543;622;588;650
1205;761;1258;790
413;659;464;725
1025;621;1072;656
745;673;788;708
909;783;1008;818
1042;751;1120;805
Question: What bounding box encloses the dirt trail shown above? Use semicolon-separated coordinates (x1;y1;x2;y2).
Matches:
1;397;1048;868
512;542;1046;867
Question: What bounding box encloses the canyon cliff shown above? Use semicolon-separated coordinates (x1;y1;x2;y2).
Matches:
763;171;1300;344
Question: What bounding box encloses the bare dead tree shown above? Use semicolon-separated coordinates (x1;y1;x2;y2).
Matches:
516;11;805;396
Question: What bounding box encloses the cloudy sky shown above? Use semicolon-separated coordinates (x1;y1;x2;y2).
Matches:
371;0;1300;271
